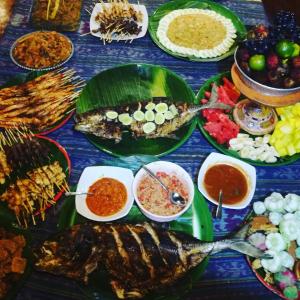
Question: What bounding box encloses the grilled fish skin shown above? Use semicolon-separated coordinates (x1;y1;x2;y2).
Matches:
34;222;265;299
74;99;196;142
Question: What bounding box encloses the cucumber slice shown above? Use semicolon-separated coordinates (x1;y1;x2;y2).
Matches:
145;110;155;122
164;110;174;120
155;103;168;113
155;113;165;125
118;113;132;126
105;111;118;119
145;102;155;111
169;104;179;116
133;110;145;122
142;122;156;134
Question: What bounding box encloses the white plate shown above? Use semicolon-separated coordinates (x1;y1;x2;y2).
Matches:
133;161;194;222
75;166;134;221
90;3;148;40
197;152;256;209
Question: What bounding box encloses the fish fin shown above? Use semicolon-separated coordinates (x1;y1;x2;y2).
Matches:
231;223;250;240
228;239;266;258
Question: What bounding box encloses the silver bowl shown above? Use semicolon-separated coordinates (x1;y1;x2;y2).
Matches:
10;31;74;72
234;47;300;97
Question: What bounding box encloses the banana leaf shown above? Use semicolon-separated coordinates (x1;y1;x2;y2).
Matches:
57;155;213;300
76;63;197;157
149;0;247;62
196;72;300;166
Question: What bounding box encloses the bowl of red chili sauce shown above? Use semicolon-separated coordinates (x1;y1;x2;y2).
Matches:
75;166;134;221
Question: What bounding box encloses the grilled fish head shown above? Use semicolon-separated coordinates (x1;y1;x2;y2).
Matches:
34;223;100;283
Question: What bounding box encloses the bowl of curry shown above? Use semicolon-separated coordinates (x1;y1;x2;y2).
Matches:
75;166;134;222
197;152;256;209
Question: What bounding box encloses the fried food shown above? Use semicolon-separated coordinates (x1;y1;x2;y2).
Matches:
31;0;82;31
0;69;83;132
93;0;143;42
0;0;15;38
0;161;66;227
12;31;73;69
0;227;27;299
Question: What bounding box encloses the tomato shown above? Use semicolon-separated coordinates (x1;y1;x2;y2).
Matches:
249;54;266;71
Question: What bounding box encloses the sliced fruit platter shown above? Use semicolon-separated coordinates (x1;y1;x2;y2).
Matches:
0;68;84;135
0;130;70;227
149;0;246;61
247;192;300;300
197;71;300;166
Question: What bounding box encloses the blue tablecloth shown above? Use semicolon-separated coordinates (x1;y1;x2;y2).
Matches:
0;0;299;299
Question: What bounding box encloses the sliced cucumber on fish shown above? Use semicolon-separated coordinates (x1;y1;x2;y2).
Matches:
74;94;232;143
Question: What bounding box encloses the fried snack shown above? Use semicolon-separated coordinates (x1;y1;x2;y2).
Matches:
31;0;82;31
0;161;67;227
0;0;15;38
0;151;11;184
0;69;83;131
12;31;72;69
0;227;27;299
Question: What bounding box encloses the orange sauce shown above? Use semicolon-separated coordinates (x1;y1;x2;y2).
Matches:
86;177;127;216
203;164;248;205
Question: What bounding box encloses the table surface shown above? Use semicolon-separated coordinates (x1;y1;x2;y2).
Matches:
1;0;299;299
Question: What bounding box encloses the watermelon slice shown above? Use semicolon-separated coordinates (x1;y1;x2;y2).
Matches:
222;77;241;103
204;113;239;145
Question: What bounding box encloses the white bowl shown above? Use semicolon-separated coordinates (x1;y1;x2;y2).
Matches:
90;3;148;40
197;153;256;209
75;166;134;222
133;161;194;222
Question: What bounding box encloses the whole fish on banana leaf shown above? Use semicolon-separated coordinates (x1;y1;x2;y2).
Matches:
35;222;267;299
74;86;230;142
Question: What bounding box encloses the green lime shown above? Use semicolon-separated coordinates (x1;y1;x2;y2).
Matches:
275;40;295;58
249;54;266;71
292;43;300;57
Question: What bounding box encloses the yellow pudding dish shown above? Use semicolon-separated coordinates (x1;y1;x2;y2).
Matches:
157;8;237;58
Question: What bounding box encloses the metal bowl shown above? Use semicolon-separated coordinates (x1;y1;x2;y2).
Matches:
10;31;74;72
234;47;300;97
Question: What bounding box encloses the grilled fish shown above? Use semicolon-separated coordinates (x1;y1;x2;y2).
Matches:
74;90;230;142
35;222;266;299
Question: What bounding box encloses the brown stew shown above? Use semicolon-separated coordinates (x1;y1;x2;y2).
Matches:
204;163;248;205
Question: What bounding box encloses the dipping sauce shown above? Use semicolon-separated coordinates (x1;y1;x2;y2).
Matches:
137;171;189;216
86;177;127;216
203;164;248;205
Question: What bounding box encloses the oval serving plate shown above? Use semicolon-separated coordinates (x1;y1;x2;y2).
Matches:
196;71;300;166
10;31;74;71
76;63;197;157
57;183;213;300
148;0;246;62
0;210;32;300
0;135;71;223
0;70;76;135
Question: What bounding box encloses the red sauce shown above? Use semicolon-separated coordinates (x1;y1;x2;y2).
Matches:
203;164;248;204
86;178;127;216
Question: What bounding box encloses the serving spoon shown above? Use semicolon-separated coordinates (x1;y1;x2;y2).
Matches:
141;165;187;207
215;190;223;219
65;191;93;196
